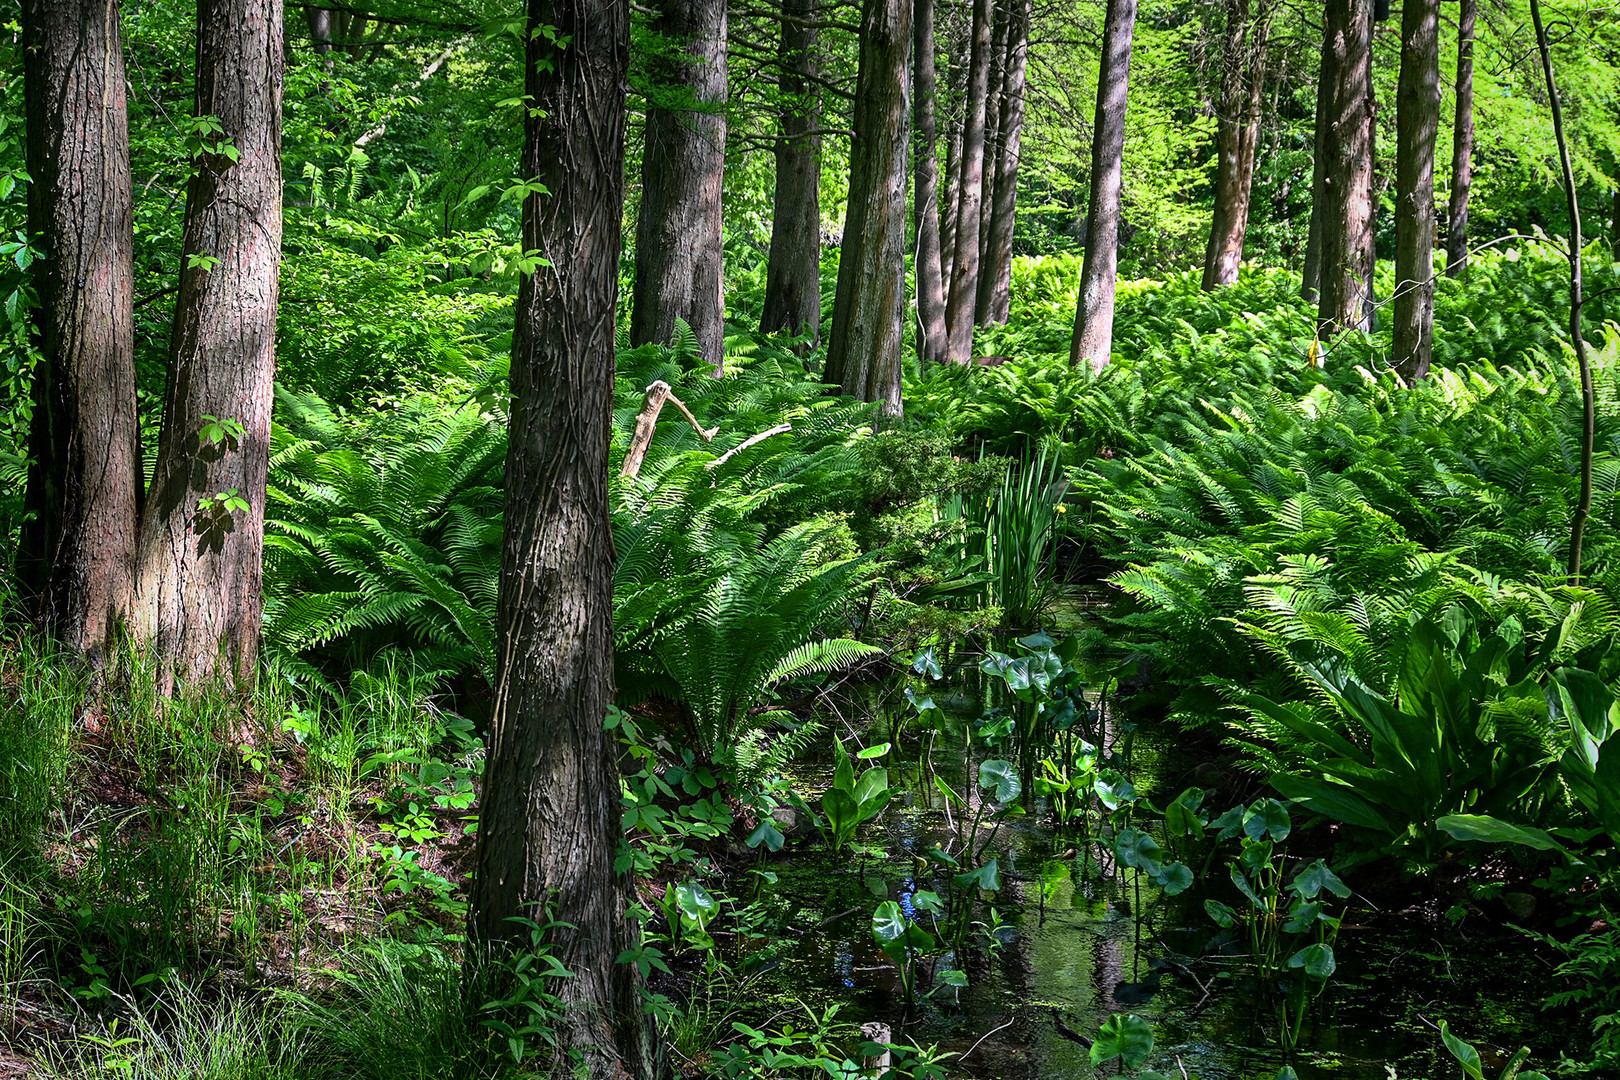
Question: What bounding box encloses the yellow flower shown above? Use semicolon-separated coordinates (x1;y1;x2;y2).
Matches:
1054;504;1067;514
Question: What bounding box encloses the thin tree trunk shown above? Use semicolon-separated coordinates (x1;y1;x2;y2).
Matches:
18;0;140;664
761;0;821;346
977;0;1029;324
1301;12;1331;301
133;0;283;690
1392;0;1439;380
1444;0;1475;277
1069;0;1137;371
469;1;665;1077
1201;0;1270;291
940;100;962;286
631;0;727;372
943;0;991;362
977;0;1007;315
1527;0;1591;582
1315;0;1375;339
825;0;910;415
913;0;949;365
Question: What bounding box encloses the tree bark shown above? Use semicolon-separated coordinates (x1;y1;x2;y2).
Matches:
1444;0;1475;277
1315;0;1375;339
977;0;1007;303
305;6;333;51
1201;0;1270;291
977;0;1029;325
913;0;949;364
631;0;727;372
18;0;141;664
1069;0;1136;371
943;0;991;362
825;0;909;415
760;0;821;346
1392;0;1439;381
1301;10;1332;301
132;0;283;690
940;99;962;287
469;1;664;1077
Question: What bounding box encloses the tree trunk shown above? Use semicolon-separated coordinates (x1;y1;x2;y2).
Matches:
1201;0;1270;291
1301;13;1332;301
940;100;962;286
1315;0;1375;339
630;0;727;372
977;0;1029;325
943;0;991;362
825;0;910;415
305;6;334;51
977;0;1007;308
1392;0;1439;381
1069;0;1137;371
760;0;821;346
1444;0;1475;277
133;0;283;690
469;1;664;1077
18;0;141;664
913;0;948;365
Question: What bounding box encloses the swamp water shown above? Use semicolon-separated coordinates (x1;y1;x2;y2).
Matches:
731;651;1575;1079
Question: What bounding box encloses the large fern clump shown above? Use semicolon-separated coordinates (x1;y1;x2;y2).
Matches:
265;334;885;767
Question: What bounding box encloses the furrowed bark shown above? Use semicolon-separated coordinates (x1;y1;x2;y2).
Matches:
1201;0;1270;291
1444;0;1475;277
1301;6;1331;301
1315;0;1375;339
469;0;665;1076
1069;0;1137;371
825;0;910;416
913;0;949;364
631;0;728;372
761;0;822;347
18;0;141;664
978;0;1029;324
133;0;284;690
1392;0;1439;381
943;0;991;362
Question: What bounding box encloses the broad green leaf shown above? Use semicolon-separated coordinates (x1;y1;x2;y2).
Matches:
1291;859;1351;900
745;821;784;852
1154;861;1193;895
1204;899;1237;927
1437;814;1569;855
1114;828;1164;874
1089;1013;1154;1068
857;742;891;759
1439;1020;1485;1080
955;858;1001;892
1286;943;1336;979
1242;798;1291;842
978;759;1022;803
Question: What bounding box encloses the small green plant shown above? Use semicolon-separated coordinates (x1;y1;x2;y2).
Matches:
818;738;891;852
197;415;244;446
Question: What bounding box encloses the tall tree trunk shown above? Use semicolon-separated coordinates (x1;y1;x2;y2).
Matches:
305;6;334;51
1444;0;1475;277
1201;0;1270;291
1315;0;1375;338
913;0;949;365
977;0;1029;324
469;1;664;1077
825;0;909;415
1301;14;1332;301
133;0;283;689
977;0;1007;301
943;0;991;362
760;0;821;346
1069;0;1137;371
18;0;140;664
1392;0;1439;380
631;0;727;372
940;98;962;286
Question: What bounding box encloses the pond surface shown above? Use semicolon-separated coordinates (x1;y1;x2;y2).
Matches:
741;644;1577;1079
